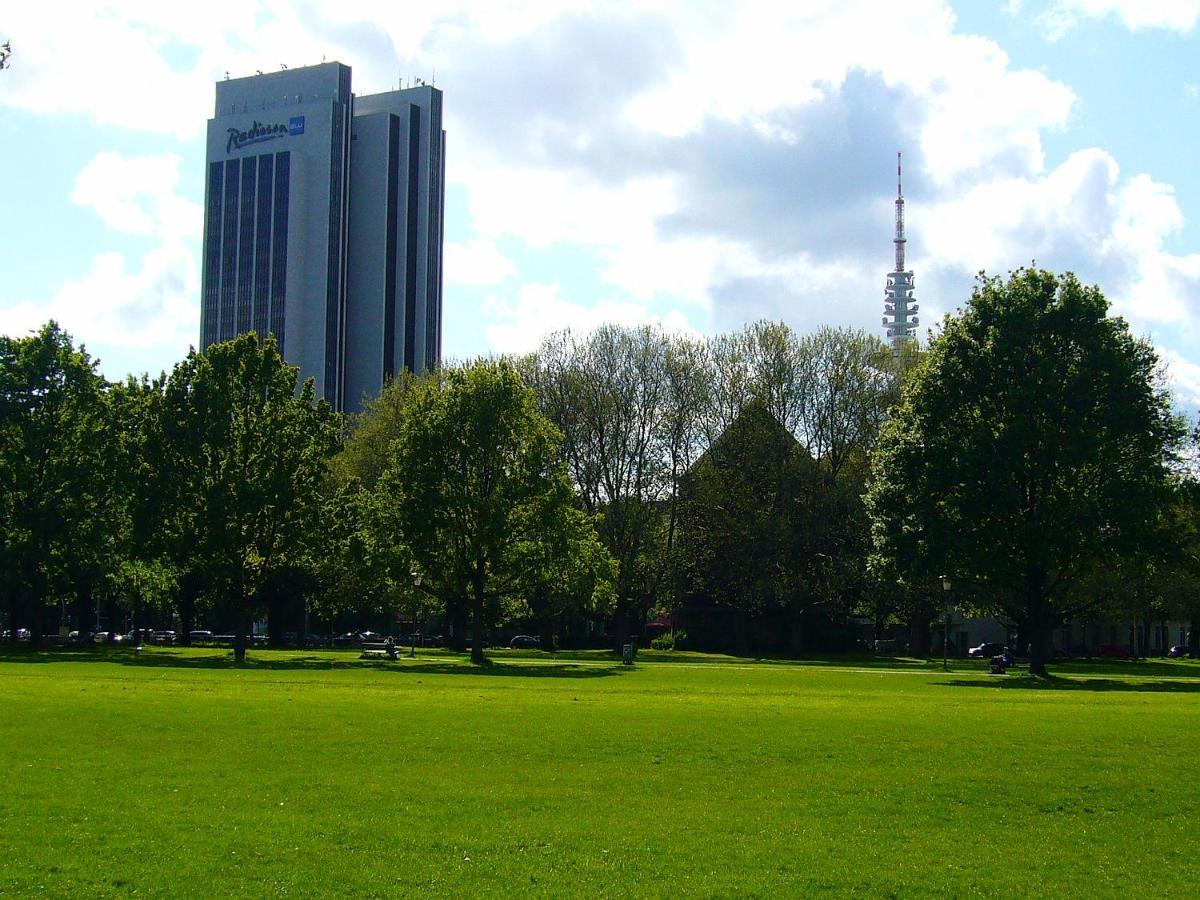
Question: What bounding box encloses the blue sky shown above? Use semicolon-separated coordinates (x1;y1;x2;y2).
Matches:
4;1;1200;404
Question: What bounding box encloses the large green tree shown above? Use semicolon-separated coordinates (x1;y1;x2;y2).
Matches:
868;269;1184;675
150;333;339;661
375;359;609;663
0;323;110;644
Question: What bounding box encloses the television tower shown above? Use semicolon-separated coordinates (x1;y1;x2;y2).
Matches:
883;152;917;354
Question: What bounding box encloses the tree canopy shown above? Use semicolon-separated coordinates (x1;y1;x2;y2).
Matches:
375;359;614;662
868;269;1184;674
150;333;339;661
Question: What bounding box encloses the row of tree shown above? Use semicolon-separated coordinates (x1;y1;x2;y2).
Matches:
3;269;1197;671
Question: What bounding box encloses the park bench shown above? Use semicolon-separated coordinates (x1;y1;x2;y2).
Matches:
360;642;398;661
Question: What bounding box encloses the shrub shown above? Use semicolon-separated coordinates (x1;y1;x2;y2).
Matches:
650;630;687;651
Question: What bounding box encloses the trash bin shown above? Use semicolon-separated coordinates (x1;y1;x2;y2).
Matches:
622;643;634;666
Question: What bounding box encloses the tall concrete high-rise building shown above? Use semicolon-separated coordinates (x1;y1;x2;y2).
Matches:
883;152;917;355
200;62;444;411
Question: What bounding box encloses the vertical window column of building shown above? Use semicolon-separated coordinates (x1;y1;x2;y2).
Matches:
403;103;421;374
324;104;349;406
236;156;257;336
425;102;444;371
201;162;224;347
219;160;241;342
270;151;290;355
383;114;400;381
253;154;274;341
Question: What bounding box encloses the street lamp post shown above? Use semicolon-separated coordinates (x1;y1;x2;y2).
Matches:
410;570;423;658
941;575;952;672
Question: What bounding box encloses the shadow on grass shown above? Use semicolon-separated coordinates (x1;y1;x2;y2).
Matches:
1051;660;1200;679
0;647;624;679
941;675;1200;693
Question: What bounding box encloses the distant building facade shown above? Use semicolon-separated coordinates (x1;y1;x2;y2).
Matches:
200;62;444;411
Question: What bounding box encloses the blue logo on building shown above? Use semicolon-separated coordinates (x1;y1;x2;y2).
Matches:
289;116;305;136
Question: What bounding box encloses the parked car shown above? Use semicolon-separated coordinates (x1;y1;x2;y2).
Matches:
188;630;214;643
152;630;176;645
969;642;1008;659
510;635;540;649
1098;644;1134;659
1167;645;1188;659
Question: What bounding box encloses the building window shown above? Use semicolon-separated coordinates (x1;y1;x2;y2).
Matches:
220;160;241;342
254;154;274;341
270;151;290;355
236;156;257;336
202;162;224;347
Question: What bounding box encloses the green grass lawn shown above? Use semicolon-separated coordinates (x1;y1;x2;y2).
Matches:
1;648;1197;897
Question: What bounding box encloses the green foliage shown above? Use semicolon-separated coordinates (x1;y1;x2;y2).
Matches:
150;333;340;659
677;401;814;616
330;370;423;490
375;359;612;662
649;628;686;650
0;322;112;639
868;269;1185;673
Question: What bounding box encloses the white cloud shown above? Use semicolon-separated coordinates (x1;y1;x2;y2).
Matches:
0;238;199;373
5;0;1200;388
483;282;699;355
1158;347;1200;410
444;238;517;286
1032;0;1200;37
917;149;1200;339
71;153;201;239
1;151;202;377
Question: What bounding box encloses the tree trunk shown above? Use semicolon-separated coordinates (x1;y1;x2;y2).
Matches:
177;571;200;647
538;615;556;652
469;563;486;665
233;586;249;664
29;602;44;648
130;593;141;647
1024;571;1053;677
789;604;805;657
104;594;118;643
7;587;20;645
908;611;932;658
734;609;749;657
1188;612;1200;659
73;581;95;640
29;572;46;648
1028;620;1052;677
612;598;630;655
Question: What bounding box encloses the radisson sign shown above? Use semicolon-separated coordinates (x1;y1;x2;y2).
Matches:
227;116;306;154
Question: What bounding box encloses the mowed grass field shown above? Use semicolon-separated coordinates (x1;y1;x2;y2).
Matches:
1;649;1198;897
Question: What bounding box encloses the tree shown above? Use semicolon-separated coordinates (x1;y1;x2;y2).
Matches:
526;326;682;648
868;269;1184;675
376;359;605;663
676;400;812;652
150;333;339;662
0;323;109;644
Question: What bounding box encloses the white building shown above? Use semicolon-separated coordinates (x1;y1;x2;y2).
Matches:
200;62;444;411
